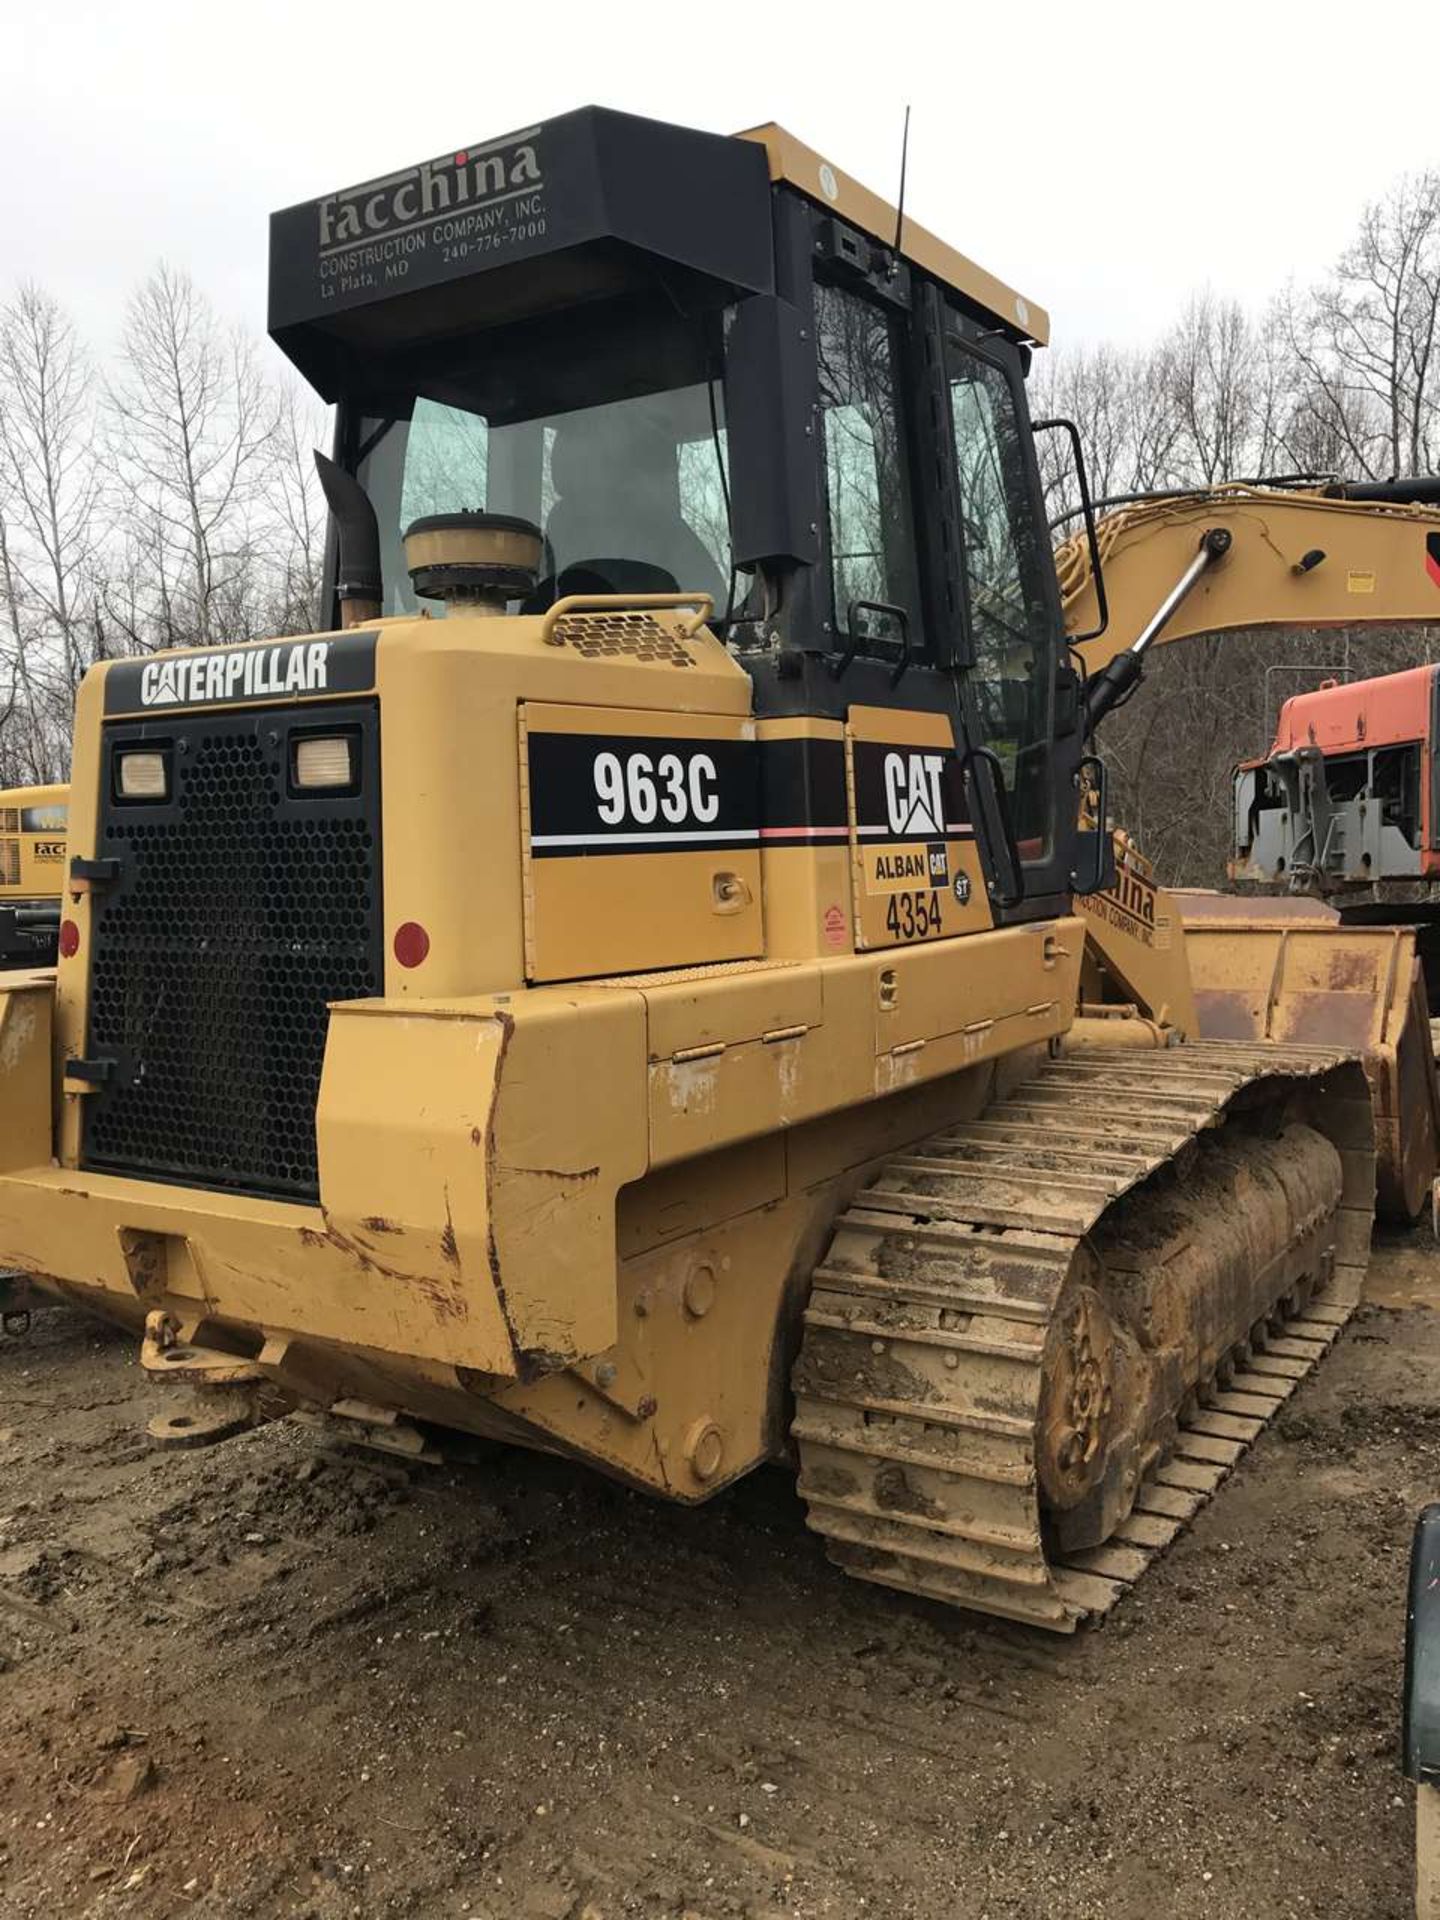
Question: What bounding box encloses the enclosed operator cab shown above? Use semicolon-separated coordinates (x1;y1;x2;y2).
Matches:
0;783;68;968
278;112;1100;937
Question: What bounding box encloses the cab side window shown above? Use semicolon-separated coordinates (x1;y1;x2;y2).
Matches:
948;338;1055;848
815;281;923;654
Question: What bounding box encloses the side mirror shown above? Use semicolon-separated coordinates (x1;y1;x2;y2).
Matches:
1032;416;1109;645
1071;754;1116;896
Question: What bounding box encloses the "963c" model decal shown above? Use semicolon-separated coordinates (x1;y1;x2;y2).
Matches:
527;731;759;856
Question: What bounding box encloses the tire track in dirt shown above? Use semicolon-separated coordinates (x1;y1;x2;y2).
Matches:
1;1265;1435;1918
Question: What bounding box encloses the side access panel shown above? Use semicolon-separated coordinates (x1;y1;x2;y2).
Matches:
520;703;763;982
844;705;990;952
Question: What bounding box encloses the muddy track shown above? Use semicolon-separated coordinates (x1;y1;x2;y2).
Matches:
796;1043;1373;1629
1;1241;1436;1918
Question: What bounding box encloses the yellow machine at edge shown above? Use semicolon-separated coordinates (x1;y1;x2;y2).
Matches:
0;783;67;969
0;109;1412;1631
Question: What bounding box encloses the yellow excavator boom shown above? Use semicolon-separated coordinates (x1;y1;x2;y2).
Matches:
1062;484;1440;676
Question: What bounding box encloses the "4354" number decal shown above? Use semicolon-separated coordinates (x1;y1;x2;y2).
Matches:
884;890;941;941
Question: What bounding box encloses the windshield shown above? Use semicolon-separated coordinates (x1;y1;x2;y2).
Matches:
351;300;732;618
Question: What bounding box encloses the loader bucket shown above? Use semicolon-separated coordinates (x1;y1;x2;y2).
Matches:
1175;891;1440;1222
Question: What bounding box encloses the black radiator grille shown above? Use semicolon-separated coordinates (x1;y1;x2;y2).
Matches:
83;701;382;1200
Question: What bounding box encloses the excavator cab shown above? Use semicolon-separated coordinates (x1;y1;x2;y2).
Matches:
273;108;1099;924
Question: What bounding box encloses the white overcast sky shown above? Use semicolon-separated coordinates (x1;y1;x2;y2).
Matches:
7;0;1438;374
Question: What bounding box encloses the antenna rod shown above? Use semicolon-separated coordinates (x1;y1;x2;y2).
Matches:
888;106;911;280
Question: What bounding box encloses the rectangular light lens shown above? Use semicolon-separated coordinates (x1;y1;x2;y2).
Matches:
294;735;354;790
117;750;167;799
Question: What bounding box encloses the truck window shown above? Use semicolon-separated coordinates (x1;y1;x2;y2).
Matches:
382;390;731;617
947;338;1055;849
1371;742;1421;847
815;281;923;654
20;805;67;833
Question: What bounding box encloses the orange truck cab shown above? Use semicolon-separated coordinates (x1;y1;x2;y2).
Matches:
1232;665;1440;892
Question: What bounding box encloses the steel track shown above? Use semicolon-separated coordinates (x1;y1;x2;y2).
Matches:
792;1042;1375;1631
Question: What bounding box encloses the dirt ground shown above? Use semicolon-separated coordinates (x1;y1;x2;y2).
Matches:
2;1234;1438;1920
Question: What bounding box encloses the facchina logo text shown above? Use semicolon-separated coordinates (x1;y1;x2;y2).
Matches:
317;136;543;253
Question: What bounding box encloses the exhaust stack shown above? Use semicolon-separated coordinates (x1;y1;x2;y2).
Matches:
314;451;383;628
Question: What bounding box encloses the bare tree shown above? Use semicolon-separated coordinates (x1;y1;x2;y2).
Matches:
0;284;100;698
263;377;329;635
1286;170;1440;478
1163;292;1281;484
0;505;31;778
106;264;277;647
1031;342;1136;524
1032;334;1195;533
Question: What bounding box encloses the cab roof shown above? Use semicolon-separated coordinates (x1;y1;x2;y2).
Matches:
1271;663;1436;757
269;106;1047;400
0;783;67;808
738;123;1048;346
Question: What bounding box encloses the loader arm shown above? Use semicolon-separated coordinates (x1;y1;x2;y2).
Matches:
1061;483;1440;679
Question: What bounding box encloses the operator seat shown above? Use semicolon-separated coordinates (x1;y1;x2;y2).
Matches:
542;409;727;608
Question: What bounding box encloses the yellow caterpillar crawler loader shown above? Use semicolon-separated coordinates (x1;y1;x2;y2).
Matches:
1058;486;1440;1221
0;783;68;968
0;112;1378;1630
0;783;68;1335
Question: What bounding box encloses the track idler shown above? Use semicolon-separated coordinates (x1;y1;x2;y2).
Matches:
1034;1122;1341;1551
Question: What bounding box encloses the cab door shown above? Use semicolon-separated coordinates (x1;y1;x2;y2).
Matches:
944;319;1080;917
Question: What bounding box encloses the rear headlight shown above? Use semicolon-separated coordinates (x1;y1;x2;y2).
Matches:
293;735;355;791
117;750;167;799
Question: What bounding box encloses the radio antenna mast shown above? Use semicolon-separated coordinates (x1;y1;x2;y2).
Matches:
888;106;912;280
